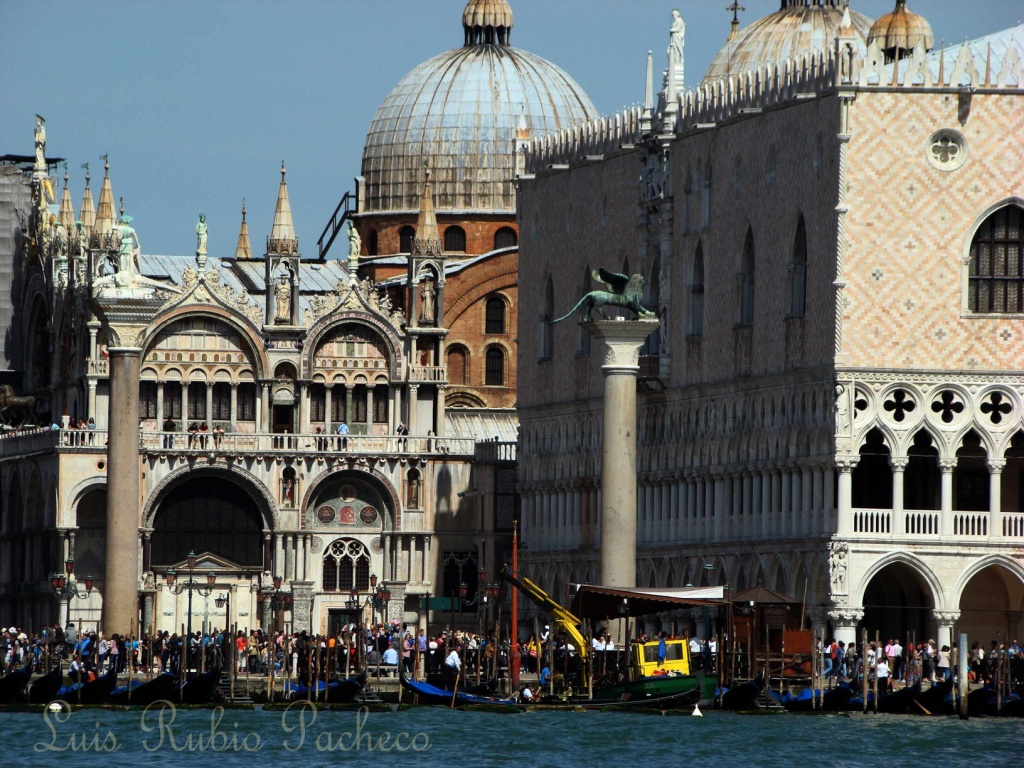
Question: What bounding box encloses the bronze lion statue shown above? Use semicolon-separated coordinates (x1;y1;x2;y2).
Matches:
553;268;655;323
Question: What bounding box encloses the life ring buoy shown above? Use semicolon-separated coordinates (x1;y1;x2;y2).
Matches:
791;654;805;665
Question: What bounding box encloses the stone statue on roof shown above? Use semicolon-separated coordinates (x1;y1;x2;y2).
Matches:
118;214;142;278
34;115;46;171
669;10;685;87
195;213;208;260
348;222;361;261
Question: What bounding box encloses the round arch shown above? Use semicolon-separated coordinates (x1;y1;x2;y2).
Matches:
302;313;403;380
851;551;945;610
950;554;1024;606
142;462;278;531
300;466;402;532
142;307;269;378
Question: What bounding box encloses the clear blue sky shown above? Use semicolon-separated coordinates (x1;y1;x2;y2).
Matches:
2;0;1019;256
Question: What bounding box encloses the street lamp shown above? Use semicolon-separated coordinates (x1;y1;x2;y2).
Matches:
215;591;232;662
258;575;292;633
164;550;216;672
50;562;94;628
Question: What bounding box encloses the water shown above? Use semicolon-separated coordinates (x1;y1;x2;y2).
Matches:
10;704;1023;766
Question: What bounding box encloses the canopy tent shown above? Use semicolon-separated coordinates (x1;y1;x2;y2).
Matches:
730;585;800;606
570;584;728;619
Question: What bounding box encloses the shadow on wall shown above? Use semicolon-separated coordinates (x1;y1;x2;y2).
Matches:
435;464;452;517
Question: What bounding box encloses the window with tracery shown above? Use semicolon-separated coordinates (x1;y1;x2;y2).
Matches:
969;205;1024;313
322;539;371;592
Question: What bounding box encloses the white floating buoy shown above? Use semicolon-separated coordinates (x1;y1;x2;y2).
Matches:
48;701;64;713
691;704;703;717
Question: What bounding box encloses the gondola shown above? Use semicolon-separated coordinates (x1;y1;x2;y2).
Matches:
27;664;63;705
533;682;702;711
876;681;921;714
718;674;764;710
912;679;953;715
0;661;33;704
107;672;177;705
997;695;1024;717
967;685;995;717
398;663;517;708
284;669;368;703
177;665;220;705
58;668;118;705
822;683;855;711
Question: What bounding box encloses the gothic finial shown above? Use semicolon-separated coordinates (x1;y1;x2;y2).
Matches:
101;153;109;174
726;2;746;42
119;196;125;217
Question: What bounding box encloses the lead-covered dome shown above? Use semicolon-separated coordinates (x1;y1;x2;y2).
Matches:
702;0;874;87
361;1;597;215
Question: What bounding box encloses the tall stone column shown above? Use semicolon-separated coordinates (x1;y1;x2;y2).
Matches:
585;319;659;589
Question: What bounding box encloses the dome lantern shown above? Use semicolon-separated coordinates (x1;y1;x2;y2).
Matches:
867;0;934;63
463;0;514;46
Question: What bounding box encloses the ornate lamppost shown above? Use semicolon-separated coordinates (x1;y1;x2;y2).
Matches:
164;550;216;672
50;558;93;629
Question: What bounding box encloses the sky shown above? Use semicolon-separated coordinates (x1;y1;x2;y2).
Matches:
2;0;1020;256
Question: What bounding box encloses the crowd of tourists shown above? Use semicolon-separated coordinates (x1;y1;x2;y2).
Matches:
817;636;1024;690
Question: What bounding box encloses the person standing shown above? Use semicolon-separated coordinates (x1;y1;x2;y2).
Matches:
444;643;461;688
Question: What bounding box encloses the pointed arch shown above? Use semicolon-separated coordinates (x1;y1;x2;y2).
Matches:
689;242;705;336
790;214;808;318
738;227;755;326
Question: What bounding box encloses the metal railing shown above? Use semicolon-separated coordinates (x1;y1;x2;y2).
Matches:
139;431;475;457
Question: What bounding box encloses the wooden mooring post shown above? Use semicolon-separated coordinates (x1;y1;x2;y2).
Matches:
957;632;969;719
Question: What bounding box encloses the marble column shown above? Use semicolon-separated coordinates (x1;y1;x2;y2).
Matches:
940;459;956;537
836;457;858;535
585;319;659;589
988;460;1006;537
828;607;864;648
933;610;961;650
230;383;238;431
103;345;142;635
891;457;908;535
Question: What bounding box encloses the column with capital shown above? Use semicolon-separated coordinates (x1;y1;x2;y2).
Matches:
890;457;908;535
829;607;864;649
91;292;163;636
933;610;960;650
585;319;659;590
989;460;1006;537
836;456;859;535
940;458;957;537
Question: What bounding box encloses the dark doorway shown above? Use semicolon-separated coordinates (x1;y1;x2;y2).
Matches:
273;404;294;434
860;562;934;645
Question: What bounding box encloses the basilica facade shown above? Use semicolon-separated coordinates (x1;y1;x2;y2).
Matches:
516;1;1024;649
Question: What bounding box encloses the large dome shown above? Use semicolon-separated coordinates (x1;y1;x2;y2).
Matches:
702;0;874;87
361;2;597;215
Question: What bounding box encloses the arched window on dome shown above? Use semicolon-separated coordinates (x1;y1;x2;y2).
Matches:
738;228;755;327
368;229;378;256
322;539;370;593
539;275;554;361
494;227;517;250
485;296;505;334
789;216;808;319
444;226;466;253
485;346;505;386
968;204;1024;313
399;226;415;254
689;243;705;337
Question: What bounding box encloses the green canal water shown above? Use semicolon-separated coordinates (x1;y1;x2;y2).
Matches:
8;704;1022;766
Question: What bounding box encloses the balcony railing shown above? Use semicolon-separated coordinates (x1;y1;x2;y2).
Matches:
474;441;517;463
408;365;447;383
87;358;109;376
139;431;475;457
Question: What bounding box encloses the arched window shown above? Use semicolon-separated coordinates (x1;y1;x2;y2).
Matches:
367;229;378;256
494;227;517;249
689;243;705;336
485;296;505;334
790;216;808;318
321;539;370;592
540;276;554;361
399;225;415;254
968;205;1024;313
738;228;755;326
444;226;466;252
485;346;505;386
447;345;468;385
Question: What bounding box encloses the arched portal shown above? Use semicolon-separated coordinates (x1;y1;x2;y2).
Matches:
958;564;1024;643
861;562;936;643
305;473;394;533
151;477;265;568
74;489;107;580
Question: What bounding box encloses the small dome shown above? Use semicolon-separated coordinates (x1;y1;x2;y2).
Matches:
867;0;934;59
463;0;514;45
361;2;597;215
703;1;874;87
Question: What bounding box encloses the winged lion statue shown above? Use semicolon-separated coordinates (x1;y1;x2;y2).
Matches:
553;268;656;323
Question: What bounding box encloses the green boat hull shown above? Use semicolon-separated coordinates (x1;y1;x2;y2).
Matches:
596;674;716;703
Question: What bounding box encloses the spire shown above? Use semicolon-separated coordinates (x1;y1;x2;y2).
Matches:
235;198;252;259
726;2;746;42
92;155;116;247
463;0;513;46
58;168;76;234
412;164;442;257
79;164;95;237
267;162;298;255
